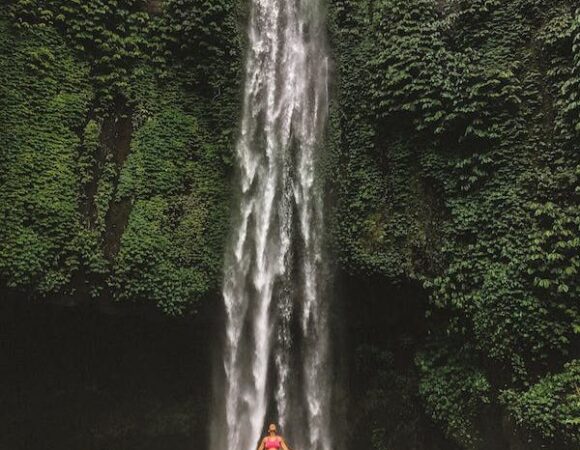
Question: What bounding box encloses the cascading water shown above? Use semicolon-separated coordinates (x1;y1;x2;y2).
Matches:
211;1;332;450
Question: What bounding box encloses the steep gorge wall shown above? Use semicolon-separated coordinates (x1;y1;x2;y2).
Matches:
0;0;243;313
328;1;579;448
0;1;578;450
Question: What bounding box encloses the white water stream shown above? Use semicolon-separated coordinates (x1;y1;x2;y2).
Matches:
211;1;332;450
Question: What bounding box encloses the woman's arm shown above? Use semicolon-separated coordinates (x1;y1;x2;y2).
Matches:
257;438;266;450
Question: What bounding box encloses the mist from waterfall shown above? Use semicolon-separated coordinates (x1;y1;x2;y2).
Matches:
210;1;332;450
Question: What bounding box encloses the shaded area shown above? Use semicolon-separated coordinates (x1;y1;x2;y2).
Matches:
339;273;464;450
101;113;134;260
0;293;219;450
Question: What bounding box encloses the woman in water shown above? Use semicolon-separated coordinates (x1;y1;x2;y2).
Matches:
257;423;291;450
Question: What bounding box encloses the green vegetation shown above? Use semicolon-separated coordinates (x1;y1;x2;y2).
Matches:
0;0;578;448
330;0;579;448
0;17;93;294
0;0;242;312
112;108;229;314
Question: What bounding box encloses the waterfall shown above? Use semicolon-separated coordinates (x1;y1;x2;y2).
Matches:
211;1;332;450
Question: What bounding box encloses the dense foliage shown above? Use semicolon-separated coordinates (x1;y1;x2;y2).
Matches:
329;0;579;448
0;0;242;313
1;0;578;448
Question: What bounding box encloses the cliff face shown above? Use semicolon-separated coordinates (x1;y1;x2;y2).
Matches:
1;1;578;450
328;1;579;448
0;0;243;314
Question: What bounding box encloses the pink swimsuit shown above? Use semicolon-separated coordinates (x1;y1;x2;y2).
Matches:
265;437;281;449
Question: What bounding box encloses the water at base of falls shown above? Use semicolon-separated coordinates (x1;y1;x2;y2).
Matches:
210;1;332;450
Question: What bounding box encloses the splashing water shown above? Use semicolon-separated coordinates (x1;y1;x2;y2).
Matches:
210;1;332;450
